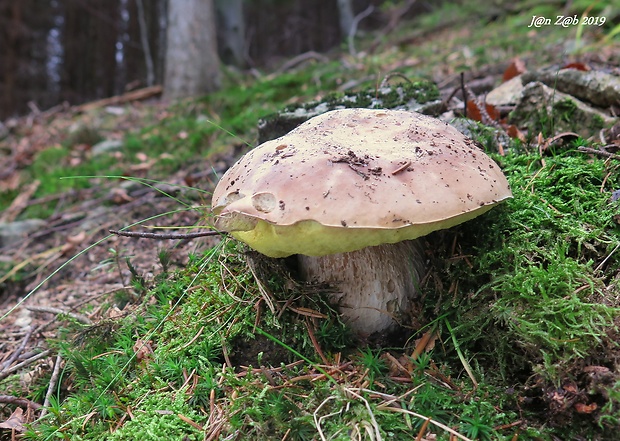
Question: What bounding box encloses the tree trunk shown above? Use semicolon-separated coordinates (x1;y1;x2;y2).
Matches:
336;0;355;38
214;0;245;67
164;0;221;99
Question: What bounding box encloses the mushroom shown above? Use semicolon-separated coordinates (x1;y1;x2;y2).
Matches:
211;108;512;336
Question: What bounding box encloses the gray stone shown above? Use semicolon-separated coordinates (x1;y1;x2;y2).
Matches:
92;139;124;156
486;76;524;106
522;69;620;108
510;82;616;138
0;219;47;247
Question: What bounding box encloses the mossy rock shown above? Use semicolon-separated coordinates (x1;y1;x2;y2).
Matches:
257;80;442;143
509;81;616;138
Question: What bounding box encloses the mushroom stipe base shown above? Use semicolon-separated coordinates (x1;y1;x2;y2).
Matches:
299;239;426;336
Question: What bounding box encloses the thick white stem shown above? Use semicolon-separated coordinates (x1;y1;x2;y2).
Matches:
298;240;425;336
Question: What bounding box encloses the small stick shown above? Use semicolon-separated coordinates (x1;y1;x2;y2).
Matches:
1;326;36;371
26;306;92;325
348;4;374;57
109;229;222;240
391;161;411;175
577;146;620;160
0;350;52;381
380;72;413;88
460;72;467;118
306;318;330;366
40;354;63;418
0;394;42;410
595;243;620;272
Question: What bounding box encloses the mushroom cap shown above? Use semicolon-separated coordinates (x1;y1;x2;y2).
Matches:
212;108;512;257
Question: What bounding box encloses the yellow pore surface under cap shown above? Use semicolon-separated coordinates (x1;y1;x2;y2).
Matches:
226;204;495;258
212;108;512;257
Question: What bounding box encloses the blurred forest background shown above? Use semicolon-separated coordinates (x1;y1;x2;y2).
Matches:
0;0;422;120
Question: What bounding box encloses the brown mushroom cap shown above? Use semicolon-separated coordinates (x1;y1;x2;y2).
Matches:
212;108;512;257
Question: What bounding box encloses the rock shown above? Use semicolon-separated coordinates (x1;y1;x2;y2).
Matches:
486;76;525;107
510;82;616;138
522;69;620;108
0;219;47;248
257;81;443;142
92;139;124;156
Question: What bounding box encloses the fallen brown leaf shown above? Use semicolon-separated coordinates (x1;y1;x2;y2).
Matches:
502;57;526;82
562;62;590;71
505;125;526;142
574;402;597;414
0;407;25;432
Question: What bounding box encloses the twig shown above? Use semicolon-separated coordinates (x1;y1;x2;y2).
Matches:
26;306;93;325
277;51;329;73
246;256;277;314
40;354;63;418
1;326;36;371
377;404;473;441
109;229;222;239
74;85;162;112
595;242;620;272
314;395;341;441
460;72;467;118
178;413;204;431
177;326;205;352
0;350;52;381
0;395;42;410
411;329;436;360
220;334;233;369
577;146;620;160
379;72;413;88
390;161;411;175
348;5;374;57
344;388;382;440
238;359;306;378
305;318;330;365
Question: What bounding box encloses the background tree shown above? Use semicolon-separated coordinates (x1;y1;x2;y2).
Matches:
337;0;355;38
215;0;245;68
0;0;380;118
164;0;221;99
0;0;56;115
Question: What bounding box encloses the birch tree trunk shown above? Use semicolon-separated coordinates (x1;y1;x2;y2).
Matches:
337;0;355;37
215;0;245;67
164;0;221;99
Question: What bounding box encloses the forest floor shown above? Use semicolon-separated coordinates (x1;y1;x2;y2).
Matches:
1;1;620;440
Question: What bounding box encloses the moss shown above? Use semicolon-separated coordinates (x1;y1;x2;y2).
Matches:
259;81;440;142
291;80;439;112
104;392;206;441
552;98;578;124
424;145;620;436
